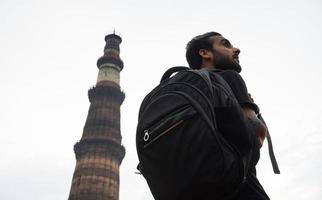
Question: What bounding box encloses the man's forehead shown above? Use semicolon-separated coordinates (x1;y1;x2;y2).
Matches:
210;35;228;43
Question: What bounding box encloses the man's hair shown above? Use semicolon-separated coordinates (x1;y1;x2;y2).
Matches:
186;32;221;69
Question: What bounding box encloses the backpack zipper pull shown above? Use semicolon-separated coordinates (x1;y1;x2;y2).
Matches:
143;130;149;141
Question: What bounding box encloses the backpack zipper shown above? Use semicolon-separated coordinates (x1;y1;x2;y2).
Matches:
143;120;184;149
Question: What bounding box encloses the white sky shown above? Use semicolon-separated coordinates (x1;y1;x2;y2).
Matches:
1;0;322;199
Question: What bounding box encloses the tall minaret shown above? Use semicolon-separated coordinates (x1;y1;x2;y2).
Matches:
68;33;125;200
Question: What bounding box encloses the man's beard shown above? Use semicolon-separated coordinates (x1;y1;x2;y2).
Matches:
212;50;242;73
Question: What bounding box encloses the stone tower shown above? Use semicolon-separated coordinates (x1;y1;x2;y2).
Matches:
68;33;125;200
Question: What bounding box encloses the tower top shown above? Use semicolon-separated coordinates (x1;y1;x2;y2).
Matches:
104;33;122;43
97;33;124;70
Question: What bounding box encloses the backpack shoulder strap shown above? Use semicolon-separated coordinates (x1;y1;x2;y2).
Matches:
192;68;214;99
257;114;281;174
189;69;219;129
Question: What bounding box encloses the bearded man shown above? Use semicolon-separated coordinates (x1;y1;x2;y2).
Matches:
186;32;270;200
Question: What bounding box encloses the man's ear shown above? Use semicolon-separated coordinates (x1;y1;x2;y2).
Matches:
198;49;212;59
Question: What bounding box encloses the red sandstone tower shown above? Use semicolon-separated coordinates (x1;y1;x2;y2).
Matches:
68;33;125;200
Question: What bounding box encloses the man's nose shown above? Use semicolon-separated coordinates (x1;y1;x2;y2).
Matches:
234;47;240;54
233;47;240;54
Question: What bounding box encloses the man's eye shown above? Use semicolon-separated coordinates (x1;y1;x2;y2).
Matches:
223;41;231;47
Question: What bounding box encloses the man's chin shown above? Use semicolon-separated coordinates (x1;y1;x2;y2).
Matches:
234;64;242;73
232;60;242;73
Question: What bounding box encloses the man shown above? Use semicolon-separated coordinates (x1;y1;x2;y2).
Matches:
186;32;270;200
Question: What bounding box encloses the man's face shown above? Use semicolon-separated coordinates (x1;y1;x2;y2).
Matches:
209;35;241;72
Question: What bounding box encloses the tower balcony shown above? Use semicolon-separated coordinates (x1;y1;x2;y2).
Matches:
97;56;124;71
88;85;125;104
74;138;126;164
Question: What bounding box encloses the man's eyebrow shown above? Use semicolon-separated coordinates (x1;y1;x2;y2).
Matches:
221;38;231;44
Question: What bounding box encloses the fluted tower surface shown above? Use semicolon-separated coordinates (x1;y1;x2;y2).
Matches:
68;33;125;200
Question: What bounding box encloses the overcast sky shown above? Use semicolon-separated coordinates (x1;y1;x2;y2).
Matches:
1;0;322;199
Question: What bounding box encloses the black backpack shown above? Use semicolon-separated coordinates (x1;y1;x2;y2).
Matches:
136;67;278;200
